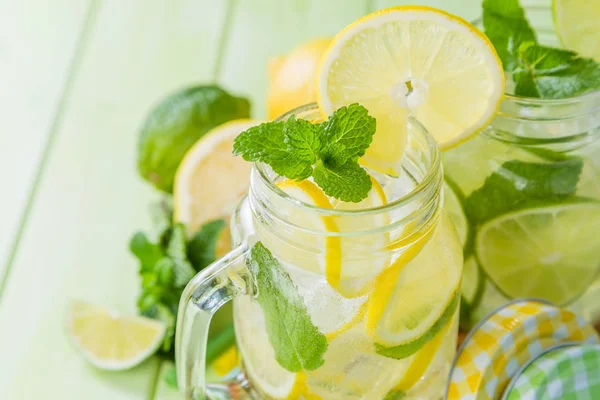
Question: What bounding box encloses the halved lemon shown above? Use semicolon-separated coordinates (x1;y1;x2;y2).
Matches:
267;38;331;120
554;0;600;62
173;119;261;237
317;6;504;174
67;301;165;370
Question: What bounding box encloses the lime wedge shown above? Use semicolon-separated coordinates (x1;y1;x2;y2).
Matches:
554;0;600;62
476;202;600;305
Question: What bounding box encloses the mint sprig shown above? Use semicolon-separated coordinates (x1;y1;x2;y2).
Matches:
233;104;375;202
246;242;328;372
513;43;600;98
129;199;227;352
482;0;536;71
464;158;583;224
483;0;600;98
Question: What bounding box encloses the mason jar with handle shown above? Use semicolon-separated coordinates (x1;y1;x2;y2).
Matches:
176;103;463;400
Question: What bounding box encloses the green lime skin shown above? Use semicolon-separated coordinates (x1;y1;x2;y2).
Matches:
138;85;250;193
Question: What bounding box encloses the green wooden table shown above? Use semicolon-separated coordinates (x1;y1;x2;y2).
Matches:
0;0;484;398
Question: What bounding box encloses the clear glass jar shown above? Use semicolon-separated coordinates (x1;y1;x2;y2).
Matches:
444;4;600;328
176;104;463;399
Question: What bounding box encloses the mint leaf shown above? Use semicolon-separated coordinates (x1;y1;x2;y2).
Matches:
483;0;536;70
513;43;600;98
313;160;372;202
246;242;328;372
233;122;313;180
167;224;196;287
320;104;376;166
465;158;583;224
233;103;376;202
187;219;226;271
283;116;321;164
129;232;164;273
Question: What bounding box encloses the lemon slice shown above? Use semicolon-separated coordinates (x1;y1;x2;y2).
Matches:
368;213;463;352
317;6;504;174
330;177;391;298
477;201;600;305
389;317;454;393
554;0;600;62
234;296;296;399
174;119;261;237
67;301;165;370
276;178;390;299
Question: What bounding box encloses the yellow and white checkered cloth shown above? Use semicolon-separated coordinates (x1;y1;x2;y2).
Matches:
447;300;600;400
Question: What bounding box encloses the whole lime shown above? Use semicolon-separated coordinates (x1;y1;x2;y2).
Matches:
138;85;250;193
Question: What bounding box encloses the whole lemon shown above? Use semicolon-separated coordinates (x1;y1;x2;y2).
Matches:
266;38;331;120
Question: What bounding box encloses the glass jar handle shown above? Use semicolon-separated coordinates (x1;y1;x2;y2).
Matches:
176;244;254;400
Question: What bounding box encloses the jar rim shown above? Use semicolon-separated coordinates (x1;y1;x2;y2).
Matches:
253;102;442;217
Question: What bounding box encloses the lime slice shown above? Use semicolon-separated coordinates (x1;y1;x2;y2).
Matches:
476;202;600;305
67;301;166;370
317;6;504;174
443;179;470;251
367;213;463;353
461;257;484;308
554;0;600;62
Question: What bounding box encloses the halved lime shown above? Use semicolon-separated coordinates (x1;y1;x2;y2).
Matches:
476;202;600;305
443;179;471;253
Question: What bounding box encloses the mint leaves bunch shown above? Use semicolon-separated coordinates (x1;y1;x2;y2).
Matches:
483;0;600;98
129;199;226;353
233;103;376;202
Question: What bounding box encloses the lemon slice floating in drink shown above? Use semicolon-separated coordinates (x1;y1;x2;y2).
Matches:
477;201;600;305
368;213;463;355
317;6;505;175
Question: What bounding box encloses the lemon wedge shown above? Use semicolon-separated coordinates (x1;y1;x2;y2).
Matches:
67;301;165;370
317;6;504;174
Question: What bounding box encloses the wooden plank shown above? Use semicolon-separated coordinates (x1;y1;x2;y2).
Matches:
372;0;481;22
0;0;91;280
218;0;369;119
0;0;228;398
